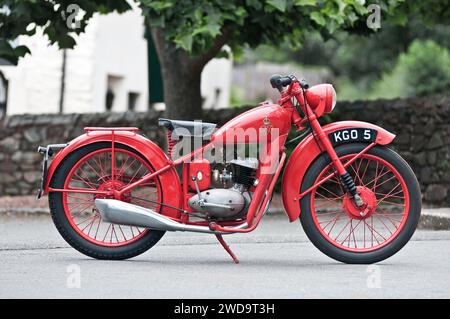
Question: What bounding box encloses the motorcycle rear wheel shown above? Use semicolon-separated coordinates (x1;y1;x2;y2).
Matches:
49;142;165;260
300;143;421;264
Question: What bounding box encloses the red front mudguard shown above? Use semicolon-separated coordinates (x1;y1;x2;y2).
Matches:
281;120;395;222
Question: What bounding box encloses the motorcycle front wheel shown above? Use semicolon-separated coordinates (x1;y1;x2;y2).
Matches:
49;142;165;260
300;143;421;264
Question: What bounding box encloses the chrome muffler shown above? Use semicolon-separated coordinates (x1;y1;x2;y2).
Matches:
95;199;247;234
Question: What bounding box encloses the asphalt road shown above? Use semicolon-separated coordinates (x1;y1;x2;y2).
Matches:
0;213;449;298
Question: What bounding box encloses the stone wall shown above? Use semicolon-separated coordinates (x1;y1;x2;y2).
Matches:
0;94;449;205
331;94;450;205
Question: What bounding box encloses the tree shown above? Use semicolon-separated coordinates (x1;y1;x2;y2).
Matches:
0;1;131;64
277;18;450;87
2;0;448;119
370;40;450;99
140;0;405;119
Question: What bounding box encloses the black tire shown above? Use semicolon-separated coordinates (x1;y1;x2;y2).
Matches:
300;143;421;264
49;142;165;260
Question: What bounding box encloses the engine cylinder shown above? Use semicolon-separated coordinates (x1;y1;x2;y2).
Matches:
230;158;258;188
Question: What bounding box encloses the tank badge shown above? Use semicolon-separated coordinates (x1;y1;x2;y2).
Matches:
262;116;272;134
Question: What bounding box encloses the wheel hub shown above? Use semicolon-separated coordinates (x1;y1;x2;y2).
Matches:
343;186;377;219
97;180;131;202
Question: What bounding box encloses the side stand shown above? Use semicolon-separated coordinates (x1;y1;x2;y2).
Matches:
215;234;239;264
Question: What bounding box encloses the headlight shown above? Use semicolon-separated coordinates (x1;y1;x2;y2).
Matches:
305;84;336;116
330;86;337;111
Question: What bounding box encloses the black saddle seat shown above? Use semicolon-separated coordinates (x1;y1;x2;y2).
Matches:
158;118;217;140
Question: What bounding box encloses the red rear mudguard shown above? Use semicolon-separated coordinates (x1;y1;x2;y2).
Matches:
41;129;182;219
281;120;395;222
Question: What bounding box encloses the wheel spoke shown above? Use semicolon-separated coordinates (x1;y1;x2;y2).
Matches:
318;185;343;200
327;212;343;235
377;183;402;204
126;163;144;186
315;191;343;204
84;160;103;182
86;215;97;236
319;211;344;230
311;152;409;253
69;201;94;216
334;219;352;242
373;214;393;235
340;219;362;247
63;148;161;247
359;158;371;185
375;209;402;227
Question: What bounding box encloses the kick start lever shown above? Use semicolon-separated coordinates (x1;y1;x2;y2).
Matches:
191;176;203;200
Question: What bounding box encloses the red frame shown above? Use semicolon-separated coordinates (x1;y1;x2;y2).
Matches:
43;80;396;233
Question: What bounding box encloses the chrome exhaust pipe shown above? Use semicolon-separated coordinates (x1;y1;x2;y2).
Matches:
95;199;247;234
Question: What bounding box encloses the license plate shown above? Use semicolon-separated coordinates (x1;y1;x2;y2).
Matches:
328;128;377;147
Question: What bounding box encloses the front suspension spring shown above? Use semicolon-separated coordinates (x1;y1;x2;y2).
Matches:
340;172;357;197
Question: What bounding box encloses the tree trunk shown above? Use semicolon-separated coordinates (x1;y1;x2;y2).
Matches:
159;55;203;120
151;28;202;120
151;27;231;120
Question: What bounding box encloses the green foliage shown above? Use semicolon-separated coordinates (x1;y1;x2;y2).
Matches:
2;0;450;107
280;20;450;83
371;40;450;98
0;0;130;64
398;40;450;96
141;0;404;57
244;12;450;101
397;1;450;26
2;0;448;68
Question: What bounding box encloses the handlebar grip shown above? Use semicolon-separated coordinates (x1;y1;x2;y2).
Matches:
299;79;309;89
270;74;292;90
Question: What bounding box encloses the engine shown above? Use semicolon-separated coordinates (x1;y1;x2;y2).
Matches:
188;158;258;220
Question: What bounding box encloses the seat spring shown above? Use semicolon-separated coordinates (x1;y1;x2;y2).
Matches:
166;130;177;159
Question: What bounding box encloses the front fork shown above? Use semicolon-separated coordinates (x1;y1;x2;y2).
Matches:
308;115;364;207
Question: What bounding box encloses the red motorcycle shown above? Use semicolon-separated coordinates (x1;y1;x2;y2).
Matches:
37;75;421;264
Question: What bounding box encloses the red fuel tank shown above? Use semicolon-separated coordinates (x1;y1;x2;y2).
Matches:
211;103;292;144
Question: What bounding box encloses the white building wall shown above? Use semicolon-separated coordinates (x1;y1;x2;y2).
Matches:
1;8;149;115
0;7;231;115
201;51;232;109
91;9;149;112
1;32;63;114
62;21;97;114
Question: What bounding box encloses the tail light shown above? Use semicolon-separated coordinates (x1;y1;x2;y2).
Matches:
304;84;337;117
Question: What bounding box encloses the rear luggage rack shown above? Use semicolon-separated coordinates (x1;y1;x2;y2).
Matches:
37;128;142;199
84;127;140;133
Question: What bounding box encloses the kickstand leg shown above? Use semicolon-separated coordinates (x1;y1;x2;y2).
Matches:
215;234;239;264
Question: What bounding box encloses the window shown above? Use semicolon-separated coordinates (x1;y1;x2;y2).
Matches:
128;92;140;111
106;75;123;112
105;88;114;111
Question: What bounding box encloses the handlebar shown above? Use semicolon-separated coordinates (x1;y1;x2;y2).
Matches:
270;74;309;92
270;74;292;91
299;79;309;89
